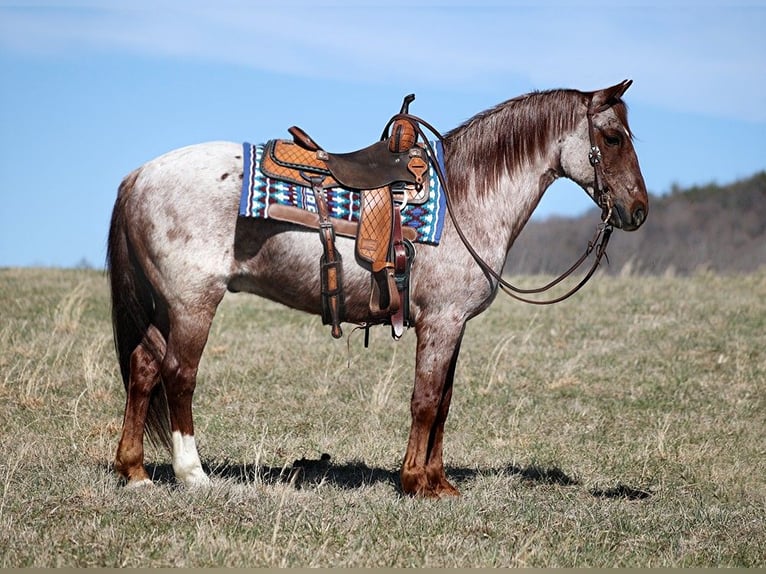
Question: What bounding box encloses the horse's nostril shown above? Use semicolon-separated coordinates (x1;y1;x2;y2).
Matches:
633;207;646;226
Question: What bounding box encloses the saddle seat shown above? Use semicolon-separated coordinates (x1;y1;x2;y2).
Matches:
260;127;429;193
287;126;429;190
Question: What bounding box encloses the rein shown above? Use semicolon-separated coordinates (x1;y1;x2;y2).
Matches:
382;99;614;305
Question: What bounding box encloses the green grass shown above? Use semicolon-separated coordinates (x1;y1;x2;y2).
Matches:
0;267;764;567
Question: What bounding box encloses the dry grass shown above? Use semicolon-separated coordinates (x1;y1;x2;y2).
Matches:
0;267;764;567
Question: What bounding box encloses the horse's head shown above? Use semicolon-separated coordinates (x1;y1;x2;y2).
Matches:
560;79;648;231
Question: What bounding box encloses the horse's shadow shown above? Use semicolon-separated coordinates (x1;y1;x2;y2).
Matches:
134;454;651;500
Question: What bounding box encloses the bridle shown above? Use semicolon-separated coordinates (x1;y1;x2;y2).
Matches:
587;100;616;226
383;95;615;306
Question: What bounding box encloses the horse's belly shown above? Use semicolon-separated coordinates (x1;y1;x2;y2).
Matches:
229;220;375;321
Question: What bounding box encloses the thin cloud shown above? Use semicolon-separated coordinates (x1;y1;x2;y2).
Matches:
1;1;764;121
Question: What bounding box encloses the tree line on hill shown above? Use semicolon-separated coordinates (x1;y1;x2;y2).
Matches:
505;171;766;276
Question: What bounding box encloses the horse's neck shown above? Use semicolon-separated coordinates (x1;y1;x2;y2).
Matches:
442;147;560;271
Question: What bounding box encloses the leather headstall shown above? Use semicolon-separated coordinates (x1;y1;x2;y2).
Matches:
586;100;614;225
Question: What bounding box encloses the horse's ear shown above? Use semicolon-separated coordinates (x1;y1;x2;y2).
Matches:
590;79;633;111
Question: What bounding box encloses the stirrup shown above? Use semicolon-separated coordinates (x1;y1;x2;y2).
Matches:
369;264;400;317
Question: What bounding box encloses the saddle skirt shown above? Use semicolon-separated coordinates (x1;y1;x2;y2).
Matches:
239;141;447;245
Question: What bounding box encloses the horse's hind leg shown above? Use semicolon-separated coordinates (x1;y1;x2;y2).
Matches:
162;306;220;488
114;325;166;488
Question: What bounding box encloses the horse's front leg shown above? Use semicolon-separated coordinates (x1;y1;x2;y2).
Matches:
424;334;463;497
400;319;465;498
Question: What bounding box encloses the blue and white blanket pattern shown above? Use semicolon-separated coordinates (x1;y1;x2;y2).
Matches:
238;140;447;245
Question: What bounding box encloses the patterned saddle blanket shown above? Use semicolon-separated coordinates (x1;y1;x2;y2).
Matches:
238;140;446;245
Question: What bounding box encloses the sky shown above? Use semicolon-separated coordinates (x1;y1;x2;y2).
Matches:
0;0;764;268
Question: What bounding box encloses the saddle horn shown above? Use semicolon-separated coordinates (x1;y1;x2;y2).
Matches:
389;93;417;153
400;93;416;114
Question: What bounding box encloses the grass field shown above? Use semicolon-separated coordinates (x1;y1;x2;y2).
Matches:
1;267;764;567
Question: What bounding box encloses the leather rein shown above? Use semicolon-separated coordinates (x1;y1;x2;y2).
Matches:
383;98;615;306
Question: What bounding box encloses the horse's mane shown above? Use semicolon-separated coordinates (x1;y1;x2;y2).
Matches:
442;88;629;199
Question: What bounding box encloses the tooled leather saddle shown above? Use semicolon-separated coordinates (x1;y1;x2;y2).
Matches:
259;94;430;340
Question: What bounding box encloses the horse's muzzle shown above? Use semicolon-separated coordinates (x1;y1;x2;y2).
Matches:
611;202;647;231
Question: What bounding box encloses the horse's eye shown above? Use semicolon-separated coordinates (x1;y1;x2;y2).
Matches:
604;132;622;147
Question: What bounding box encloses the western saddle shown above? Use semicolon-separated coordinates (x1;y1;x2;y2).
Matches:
259;94;430;340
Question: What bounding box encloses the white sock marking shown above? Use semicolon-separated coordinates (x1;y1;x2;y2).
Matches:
172;431;210;487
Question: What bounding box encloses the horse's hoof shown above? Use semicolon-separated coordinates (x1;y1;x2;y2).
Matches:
180;473;212;489
404;482;448;499
435;482;461;498
125;477;154;489
418;485;460;499
401;470;460;498
425;472;461;498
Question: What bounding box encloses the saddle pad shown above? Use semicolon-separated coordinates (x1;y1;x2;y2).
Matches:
239;140;447;245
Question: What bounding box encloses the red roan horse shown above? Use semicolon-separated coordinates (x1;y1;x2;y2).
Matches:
108;80;648;497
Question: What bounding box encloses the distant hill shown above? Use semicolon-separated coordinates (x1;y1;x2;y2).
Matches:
505;171;766;275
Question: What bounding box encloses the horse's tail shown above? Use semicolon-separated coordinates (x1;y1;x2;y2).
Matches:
106;169;172;452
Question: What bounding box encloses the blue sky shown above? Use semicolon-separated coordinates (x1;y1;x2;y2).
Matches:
1;0;764;268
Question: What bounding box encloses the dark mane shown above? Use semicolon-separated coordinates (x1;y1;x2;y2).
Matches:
443;89;593;198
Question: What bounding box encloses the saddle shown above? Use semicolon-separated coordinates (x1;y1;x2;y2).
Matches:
260;94;428;340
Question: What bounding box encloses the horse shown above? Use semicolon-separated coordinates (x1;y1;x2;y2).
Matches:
107;79;648;498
